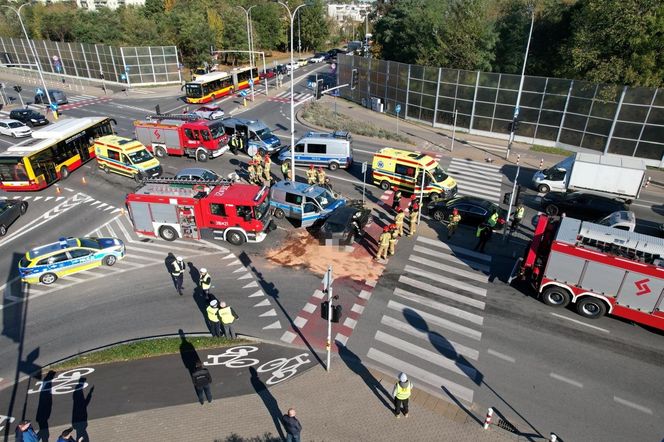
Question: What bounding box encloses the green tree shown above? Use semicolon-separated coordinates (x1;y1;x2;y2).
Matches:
298;0;330;52
251;3;287;52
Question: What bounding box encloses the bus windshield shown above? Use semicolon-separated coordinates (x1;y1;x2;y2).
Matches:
0;157;28;181
185;84;202;99
127;149;154;164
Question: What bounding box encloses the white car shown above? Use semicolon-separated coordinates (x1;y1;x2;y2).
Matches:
192;105;224;120
309;53;326;63
286;62;299;73
0;119;32;138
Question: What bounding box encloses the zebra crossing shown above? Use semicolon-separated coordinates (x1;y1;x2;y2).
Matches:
365;235;491;405
0;95;112;117
268;90;314;103
447;158;503;204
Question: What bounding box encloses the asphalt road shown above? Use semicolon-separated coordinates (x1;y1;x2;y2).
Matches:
0;63;663;442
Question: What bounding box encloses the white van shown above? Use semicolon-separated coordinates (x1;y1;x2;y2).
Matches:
278;131;353;170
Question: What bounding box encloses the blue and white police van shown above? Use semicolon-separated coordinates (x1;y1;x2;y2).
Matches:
278;131;353;171
269;181;346;227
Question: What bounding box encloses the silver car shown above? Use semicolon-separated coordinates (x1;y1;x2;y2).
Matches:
0;119;32;138
192;105;224;120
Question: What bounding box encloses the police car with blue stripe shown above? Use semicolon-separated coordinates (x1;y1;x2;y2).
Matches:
269;181;345;227
19;237;125;285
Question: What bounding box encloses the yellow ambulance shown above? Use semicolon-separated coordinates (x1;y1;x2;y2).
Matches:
371;147;457;201
94;135;162;182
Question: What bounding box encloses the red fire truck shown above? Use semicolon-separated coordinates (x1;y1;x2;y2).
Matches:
512;215;664;331
134;114;230;162
125;177;275;245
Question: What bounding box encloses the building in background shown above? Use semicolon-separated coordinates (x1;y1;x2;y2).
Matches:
327;3;372;22
38;0;146;11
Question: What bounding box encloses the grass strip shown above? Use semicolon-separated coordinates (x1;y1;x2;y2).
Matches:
301;101;413;144
530;145;574;156
50;336;249;370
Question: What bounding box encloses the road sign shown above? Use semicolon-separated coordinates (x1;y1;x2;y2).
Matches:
239;90;247;97
395;104;402;114
248;78;254;86
331;63;336;71
36;87;43;95
361;161;367;173
50;103;58;111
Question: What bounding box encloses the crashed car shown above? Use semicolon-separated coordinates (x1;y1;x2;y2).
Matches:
318;203;371;246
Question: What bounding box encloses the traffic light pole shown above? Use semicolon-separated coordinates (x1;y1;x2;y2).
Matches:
325;266;333;372
504;155;520;242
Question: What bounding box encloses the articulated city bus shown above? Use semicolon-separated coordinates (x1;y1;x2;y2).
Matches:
0;117;115;191
184;67;259;104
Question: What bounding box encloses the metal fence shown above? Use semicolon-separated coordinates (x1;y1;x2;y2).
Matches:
338;55;664;165
0;37;181;86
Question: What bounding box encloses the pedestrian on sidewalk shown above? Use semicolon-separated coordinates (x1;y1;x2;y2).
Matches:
282;408;302;442
306;164;317;185
388;224;398;256
391;187;402;212
15;420;39;442
218;301;239;338
392;372;412;418
191;361;213;404
199;268;212;296
474;223;492;253
206;299;222;337
56;427;83;442
170;256;185;296
408;201;419;237
394;207;405;237
375;226;391;261
447;208;461;239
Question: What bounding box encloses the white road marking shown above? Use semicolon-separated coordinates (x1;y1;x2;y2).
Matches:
613;396;653;414
335;333;348;346
312;289;325;299
549;312;610;333
399;275;485;310
408;254;488;283
416;236;491;262
243;281;259;288
280;330;297;343
394;287;484;325
263;320;282;330
405;265;487;297
259;309;277;317
412;245;491;273
549;372;583;388
358;290;371;300
487;349;515;363
253;299;271;308
302;302;317;313
388;300;482;341
343;317;357;329
351;304;365;314
293;316;307;328
238;273;253;280
248;290;264;298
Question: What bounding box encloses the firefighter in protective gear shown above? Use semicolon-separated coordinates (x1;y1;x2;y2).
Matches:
199;268;212;295
218;301;239;339
254;160;263;184
206;299;222;337
247;160;257;184
512;203;525;230
392;372;413;418
263;155;272;183
408;202;419;237
252;151;263;165
394;207;405;237
391;187;402;212
375;226;391;261
306;164;317;185
388;224;398;255
447;208;461;239
171;256;185;296
316;166;326;186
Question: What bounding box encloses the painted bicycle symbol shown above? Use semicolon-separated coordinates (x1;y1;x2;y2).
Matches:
27;367;94;395
204;345;312;385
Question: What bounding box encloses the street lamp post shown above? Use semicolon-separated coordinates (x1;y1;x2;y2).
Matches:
2;3;52;108
275;1;310;182
506;3;534;160
238;5;257;102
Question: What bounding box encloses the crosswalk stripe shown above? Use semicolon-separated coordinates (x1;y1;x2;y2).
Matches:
381;315;479;360
388;300;482;341
405;265;487;297
276;91;289;98
448;164;503;181
375;330;480;381
451;158;502;171
124;245;169;256
456;186;502;201
416;236;491;262
408;255;488;284
394;287;484;325
123;254;162;263
398;276;485;310
412;245;490;273
105;223;117;238
448;173;503;193
367;348;474;403
113;218;135;242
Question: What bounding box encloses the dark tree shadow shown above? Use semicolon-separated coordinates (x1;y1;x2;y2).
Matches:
72;379;94;442
36;370;56;442
249;367;284;440
337;344;393;411
216;433;281;442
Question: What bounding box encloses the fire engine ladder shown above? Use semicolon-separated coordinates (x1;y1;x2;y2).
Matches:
145;113;200;122
140;177;235;187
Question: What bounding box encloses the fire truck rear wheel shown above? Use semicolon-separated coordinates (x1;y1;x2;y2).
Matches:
576;297;607;319
159;225;178;241
154;146;166;158
226;231;246;246
196;150;209;162
542;286;571;308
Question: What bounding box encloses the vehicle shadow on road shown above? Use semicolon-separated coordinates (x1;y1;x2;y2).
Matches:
249;366;285;440
336;343;393;412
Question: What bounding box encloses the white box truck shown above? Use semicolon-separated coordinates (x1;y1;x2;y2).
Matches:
532;153;645;201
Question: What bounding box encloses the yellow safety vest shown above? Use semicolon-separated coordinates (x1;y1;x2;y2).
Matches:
395;381;412;400
488;213;498;227
206;306;220;322
218;306;235;324
171;261;184;276
200;274;211;290
516;206;525;219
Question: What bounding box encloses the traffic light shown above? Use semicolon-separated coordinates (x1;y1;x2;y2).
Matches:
315;78;324;100
508;119;521;132
503;192;512;205
13;85;21;93
320;301;342;323
350;68;358;90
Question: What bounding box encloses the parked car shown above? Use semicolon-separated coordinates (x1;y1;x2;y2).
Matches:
286;62;299;73
309;53;326;63
297;58;309;68
259;68;276;80
318;203;371;245
427;196;506;230
0;199;28;236
540;192;627;219
192;105;224;120
275;64;288;75
34;88;68;105
174;167;221;181
0;119;32;137
9;109;48;127
596;210;636;232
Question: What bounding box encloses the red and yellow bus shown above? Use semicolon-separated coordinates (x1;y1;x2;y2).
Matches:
184;67;259;104
0;117;115;191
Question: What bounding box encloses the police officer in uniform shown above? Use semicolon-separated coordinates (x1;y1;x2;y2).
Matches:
171;256;185;296
316;166;327;186
206;299;222;337
487;209;499;229
512;203;525;231
447;208;461;239
306;164;317;185
394;207;405;237
408;201;419;237
218;301;239;338
375;226;391;261
281;161;291;181
475;222;492;252
199;268;212;296
392;372;413;418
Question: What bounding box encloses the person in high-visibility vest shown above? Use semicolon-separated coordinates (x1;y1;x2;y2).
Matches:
447;208;461;239
316;166;326;186
229;133;239;155
171;256;185;296
487;209;499;229
512;203;525;231
375;226;391;261
306;164;317;185
281;161;291;181
218;301;239;339
408;202;419;237
206;299;222;337
394;207;405;237
248;160;257;184
252;151;263;165
199;268;212;296
475;223;492;253
392;372;413;418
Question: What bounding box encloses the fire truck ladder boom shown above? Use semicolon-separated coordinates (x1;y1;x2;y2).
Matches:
145;113;200;122
140;177;235;187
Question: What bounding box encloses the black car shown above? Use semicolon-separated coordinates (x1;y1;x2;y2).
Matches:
9;109;48;127
541;192;627;219
275;64;288;75
319;204;371;245
427;196;506;229
0;199;28;236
